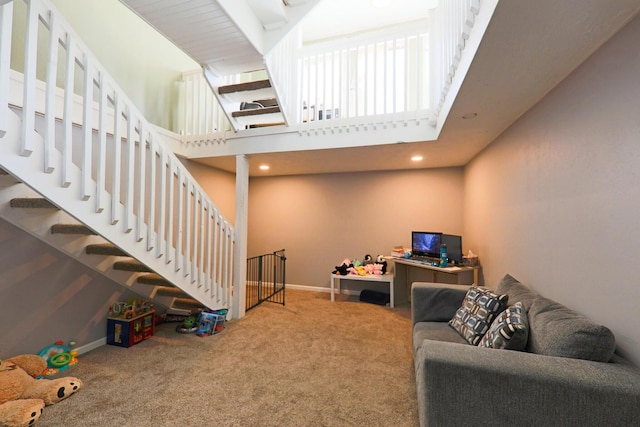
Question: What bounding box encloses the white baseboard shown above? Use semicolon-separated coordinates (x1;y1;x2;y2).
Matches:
76;338;106;356
285;283;361;296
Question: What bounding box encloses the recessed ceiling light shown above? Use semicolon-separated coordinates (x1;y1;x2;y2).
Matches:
411;155;423;162
259;165;270;171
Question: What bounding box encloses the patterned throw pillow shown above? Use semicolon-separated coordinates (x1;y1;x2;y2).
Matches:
478;302;529;350
449;287;508;345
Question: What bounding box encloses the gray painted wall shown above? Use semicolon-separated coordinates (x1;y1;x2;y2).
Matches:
248;168;465;291
464;13;640;365
0;220;135;357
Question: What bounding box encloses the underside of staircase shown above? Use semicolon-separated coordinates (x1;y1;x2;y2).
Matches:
0;171;204;316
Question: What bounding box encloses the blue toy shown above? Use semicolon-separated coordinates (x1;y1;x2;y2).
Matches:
37;340;78;378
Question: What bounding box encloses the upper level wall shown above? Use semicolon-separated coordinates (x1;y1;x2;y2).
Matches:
9;0;198;131
463;13;640;366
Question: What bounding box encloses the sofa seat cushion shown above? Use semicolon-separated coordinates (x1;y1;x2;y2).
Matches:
413;322;467;353
527;296;616;362
496;274;538;311
478;302;529;350
449;287;508;345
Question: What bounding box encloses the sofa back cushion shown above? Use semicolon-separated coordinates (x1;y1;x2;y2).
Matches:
496;274;538;311
526;296;616;362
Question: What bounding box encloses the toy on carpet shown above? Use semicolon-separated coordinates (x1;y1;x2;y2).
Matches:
175;316;198;334
0;353;82;427
37;340;78;378
196;309;228;337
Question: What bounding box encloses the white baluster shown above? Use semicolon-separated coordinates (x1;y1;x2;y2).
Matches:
44;12;59;173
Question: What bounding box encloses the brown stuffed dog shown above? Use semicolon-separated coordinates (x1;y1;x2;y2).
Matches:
0;354;82;427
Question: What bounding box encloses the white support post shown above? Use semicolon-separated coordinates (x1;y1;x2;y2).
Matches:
233;154;249;319
0;1;12;138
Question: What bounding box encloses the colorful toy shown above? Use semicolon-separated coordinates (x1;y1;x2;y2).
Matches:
332;258;352;275
0;354;82;427
175;316;198;334
196;309;228;337
375;254;388;274
37;340;78;378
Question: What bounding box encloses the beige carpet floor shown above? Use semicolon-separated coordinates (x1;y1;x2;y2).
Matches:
41;290;418;426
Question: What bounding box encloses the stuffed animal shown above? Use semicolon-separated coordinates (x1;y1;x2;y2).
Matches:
375;254;388;274
0;354;82;427
362;254;374;265
332;258;352;275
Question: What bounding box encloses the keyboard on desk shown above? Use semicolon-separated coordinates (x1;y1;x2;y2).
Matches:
409;256;441;266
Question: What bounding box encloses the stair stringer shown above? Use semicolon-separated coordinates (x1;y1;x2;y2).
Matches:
0;109;230;314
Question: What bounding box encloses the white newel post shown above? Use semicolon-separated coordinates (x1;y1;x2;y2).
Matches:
233;154;249;319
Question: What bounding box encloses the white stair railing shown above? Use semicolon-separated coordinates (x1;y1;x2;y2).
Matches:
0;0;235;315
430;0;480;124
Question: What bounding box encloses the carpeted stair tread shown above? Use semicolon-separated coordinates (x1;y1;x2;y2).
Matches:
156;287;188;298
218;79;271;95
172;298;203;310
113;260;154;273
10;198;57;209
51;224;97;235
86;243;129;257
232;105;281;118
137;273;174;287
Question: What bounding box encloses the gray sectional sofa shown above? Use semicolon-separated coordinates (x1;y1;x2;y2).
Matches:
411;274;640;426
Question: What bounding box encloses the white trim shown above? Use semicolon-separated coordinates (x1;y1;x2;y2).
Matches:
285;283;362;296
75;338;106;356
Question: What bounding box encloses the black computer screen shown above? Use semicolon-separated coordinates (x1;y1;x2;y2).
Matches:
411;231;442;258
442;234;463;264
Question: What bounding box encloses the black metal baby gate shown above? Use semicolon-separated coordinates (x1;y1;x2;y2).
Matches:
246;249;286;311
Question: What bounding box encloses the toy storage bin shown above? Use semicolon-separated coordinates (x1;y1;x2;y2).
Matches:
107;311;155;348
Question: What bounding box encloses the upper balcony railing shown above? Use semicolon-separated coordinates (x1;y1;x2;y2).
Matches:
179;0;482;144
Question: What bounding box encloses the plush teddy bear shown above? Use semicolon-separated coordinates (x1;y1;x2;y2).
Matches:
0;354;83;427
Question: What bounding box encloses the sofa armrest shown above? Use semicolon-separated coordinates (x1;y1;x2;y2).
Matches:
415;340;640;426
411;282;469;326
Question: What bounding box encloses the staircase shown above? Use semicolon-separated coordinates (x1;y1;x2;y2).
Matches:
0;173;204;315
0;0;236;317
207;72;286;131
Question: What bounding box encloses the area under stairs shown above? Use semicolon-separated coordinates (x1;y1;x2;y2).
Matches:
208;72;286;131
0;171;203;316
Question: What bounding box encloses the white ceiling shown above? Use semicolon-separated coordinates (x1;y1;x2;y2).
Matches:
300;0;435;42
192;0;640;176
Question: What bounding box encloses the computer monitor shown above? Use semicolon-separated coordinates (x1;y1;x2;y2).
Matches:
442;234;463;264
411;231;442;258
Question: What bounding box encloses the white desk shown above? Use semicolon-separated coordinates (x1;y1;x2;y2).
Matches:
330;273;395;308
390;257;479;303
